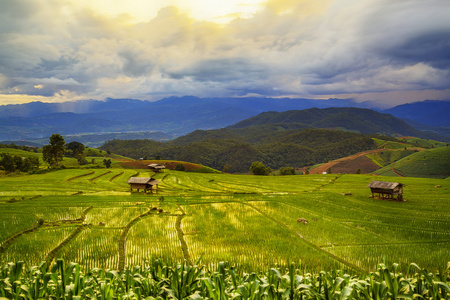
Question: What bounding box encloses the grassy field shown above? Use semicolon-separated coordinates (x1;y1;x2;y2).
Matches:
1;165;449;274
376;146;450;178
398;137;448;149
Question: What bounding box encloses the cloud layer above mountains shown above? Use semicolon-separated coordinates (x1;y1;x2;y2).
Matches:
1;0;449;106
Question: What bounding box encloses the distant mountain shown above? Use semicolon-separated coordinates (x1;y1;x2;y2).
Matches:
1;97;449;141
229;107;447;141
0;98;150;118
0;96;371;140
0;140;43;147
382;100;450;127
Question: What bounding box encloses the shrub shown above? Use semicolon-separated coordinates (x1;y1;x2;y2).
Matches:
249;161;271;175
175;163;186;171
279;167;295;175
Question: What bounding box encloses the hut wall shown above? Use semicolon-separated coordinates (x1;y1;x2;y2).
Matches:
130;183;147;190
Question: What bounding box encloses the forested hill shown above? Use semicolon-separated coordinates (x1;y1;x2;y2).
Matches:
99;107;450;173
229;107;445;140
100;124;382;173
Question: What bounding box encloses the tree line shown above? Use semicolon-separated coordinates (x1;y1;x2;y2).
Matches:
0;153;39;173
1;134;112;173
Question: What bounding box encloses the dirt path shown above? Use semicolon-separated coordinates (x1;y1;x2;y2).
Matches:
309;149;385;174
391;168;404;177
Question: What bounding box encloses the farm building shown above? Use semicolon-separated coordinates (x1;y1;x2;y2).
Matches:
127;177;160;193
367;180;404;201
148;163;166;172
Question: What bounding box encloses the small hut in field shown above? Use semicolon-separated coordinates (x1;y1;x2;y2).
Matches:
147;163;166;172
127;177;160;193
367;180;404;201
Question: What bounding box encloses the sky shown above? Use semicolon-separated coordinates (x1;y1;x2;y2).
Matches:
0;0;449;108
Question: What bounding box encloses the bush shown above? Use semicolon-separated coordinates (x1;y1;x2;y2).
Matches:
279;167;295;175
175;163;186;171
249;161;271;175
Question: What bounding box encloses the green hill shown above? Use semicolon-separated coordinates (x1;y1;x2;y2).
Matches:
230;107;446;140
100;127;379;173
375;146;450;178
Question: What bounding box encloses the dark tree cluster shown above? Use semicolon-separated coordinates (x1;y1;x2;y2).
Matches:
66;141;88;165
0;153;39;173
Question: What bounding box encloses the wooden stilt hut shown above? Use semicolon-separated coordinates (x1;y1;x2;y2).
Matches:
367;180;404;201
127;177;160;193
147;163;166;172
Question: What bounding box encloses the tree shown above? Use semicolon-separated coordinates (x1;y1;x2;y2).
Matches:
103;159;112;168
66;141;85;157
279;167;295;175
66;141;88;165
42;134;65;167
77;154;88;165
0;154;39;172
249;161;271;175
222;164;232;173
22;156;39;172
13;155;23;171
0;153;15;172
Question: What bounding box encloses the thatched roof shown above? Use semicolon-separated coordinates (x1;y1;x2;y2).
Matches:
367;180;403;189
127;177;161;185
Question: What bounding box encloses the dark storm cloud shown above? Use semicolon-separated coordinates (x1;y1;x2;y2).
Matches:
384;31;450;69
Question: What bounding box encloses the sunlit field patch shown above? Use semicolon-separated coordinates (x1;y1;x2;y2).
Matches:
126;215;183;267
1;226;75;266
56;227;121;270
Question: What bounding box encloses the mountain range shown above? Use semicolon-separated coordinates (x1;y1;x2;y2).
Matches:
98;106;448;173
0;97;449;143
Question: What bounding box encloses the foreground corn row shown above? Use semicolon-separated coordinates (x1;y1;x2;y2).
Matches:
1;260;449;300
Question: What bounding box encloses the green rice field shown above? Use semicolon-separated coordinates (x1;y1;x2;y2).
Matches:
0;168;449;274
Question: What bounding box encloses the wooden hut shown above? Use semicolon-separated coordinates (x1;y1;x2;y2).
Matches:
147;163;166;172
127;177;160;193
367;180;404;201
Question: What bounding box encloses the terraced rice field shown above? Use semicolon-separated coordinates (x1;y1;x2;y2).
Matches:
0;169;449;273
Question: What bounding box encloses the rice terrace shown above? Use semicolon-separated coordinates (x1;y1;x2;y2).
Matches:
1;156;449;272
1;143;450;298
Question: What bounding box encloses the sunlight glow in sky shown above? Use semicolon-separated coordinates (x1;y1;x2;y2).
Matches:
70;0;265;23
0;0;449;107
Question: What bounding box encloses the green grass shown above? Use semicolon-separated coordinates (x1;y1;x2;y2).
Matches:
376;146;450;178
0;168;449;274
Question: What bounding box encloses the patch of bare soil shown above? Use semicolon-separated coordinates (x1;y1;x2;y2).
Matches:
309;149;384;174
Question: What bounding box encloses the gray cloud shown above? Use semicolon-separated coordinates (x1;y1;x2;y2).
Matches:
0;0;449;105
